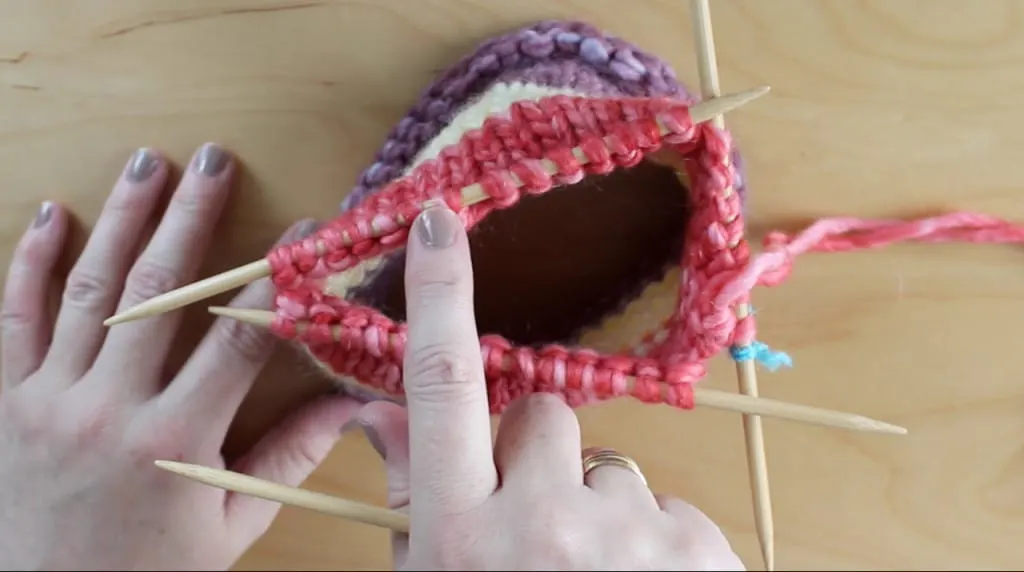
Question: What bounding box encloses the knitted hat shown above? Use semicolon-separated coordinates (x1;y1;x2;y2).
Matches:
266;20;752;410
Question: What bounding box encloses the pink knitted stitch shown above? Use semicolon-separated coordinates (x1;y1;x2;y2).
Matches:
339;19;749;212
259;44;1021;415
266;94;736;413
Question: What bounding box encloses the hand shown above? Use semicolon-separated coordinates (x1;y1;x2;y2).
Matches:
0;144;362;570
352;203;746;570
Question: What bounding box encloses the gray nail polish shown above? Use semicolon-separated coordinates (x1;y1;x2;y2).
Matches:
340;417;386;459
415;204;459;249
296;219;320;239
126;148;159;182
193;143;229;176
33;201;52;228
359;421;387;460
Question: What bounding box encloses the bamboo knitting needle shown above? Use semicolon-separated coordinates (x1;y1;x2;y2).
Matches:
154;460;410;533
688;2;774;570
206;306;908;436
102;86;770;328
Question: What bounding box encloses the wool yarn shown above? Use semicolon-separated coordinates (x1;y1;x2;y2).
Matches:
340;20;747;211
341;19;754;358
265;19;761;409
261;19;1023;412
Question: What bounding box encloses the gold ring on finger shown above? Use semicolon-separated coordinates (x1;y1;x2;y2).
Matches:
581;447;647;487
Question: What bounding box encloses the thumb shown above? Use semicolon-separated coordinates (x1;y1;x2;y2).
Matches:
225;392;363;539
354;400;411;567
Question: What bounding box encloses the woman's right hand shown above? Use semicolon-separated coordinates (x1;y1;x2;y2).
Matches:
352;203;746;570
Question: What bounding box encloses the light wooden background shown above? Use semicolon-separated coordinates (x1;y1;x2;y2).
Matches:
2;0;1023;570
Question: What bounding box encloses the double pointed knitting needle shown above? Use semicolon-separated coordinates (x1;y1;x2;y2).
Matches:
688;1;775;569
102;86;770;328
155;460;410;533
206;306;907;436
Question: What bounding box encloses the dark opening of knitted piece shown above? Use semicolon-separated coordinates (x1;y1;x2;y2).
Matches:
266;20;752;410
347;21;748;341
348;163;691;346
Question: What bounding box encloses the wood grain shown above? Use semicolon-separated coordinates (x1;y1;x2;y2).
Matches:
2;1;1023;569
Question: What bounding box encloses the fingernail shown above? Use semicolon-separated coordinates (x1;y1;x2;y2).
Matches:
296;219;319;239
33;201;52;228
359;421;387;460
414;203;460;249
280;219;318;244
192;143;229;176
126;148;159;182
340;418;387;459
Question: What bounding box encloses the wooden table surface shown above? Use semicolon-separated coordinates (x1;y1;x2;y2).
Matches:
2;1;1023;569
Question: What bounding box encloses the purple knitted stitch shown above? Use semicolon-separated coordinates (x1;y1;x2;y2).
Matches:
339;19;747;212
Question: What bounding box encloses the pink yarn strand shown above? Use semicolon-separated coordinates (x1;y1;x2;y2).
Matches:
716;211;1024;311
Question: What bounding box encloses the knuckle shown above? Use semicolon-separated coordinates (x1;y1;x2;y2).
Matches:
657;497;735;556
169;184;206;212
429;543;469;569
105;187;157;215
68;404;118;448
269;430;327;474
618;527;662;568
62;268;114;310
408;273;472;305
427;521;483;568
169;180;225;217
0;397;49;441
404;342;480;401
124;413;189;463
526;501;580;565
503;392;578;442
291;439;324;469
0;305;34;334
659;495;711;527
212;314;274;363
123;261;181;303
657;494;691;517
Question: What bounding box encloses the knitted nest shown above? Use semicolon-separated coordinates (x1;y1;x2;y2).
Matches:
265;20;753;412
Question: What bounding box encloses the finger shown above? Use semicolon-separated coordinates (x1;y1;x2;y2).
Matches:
161;219;319;442
95;143;234;397
654;494;741;558
226;392;362;540
354;400;411;568
402;203;497;516
2;202;68;387
492;393;582;491
354;400;411;506
582;447;658;509
47;149;168;378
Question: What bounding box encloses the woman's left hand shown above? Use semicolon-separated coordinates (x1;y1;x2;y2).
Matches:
0;144;362;570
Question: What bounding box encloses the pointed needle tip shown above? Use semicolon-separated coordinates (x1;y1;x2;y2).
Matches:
867;419;908;435
102;314;126;327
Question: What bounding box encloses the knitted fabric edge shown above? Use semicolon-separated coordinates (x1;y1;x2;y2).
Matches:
340;19;748;212
265;93;750;413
